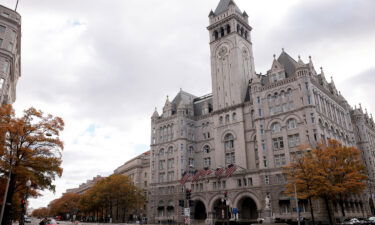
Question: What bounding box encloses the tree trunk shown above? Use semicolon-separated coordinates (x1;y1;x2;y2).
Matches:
339;194;346;218
116;199;119;221
324;195;335;225
308;197;316;225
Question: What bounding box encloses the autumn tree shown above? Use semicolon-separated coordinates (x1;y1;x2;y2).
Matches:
0;105;64;225
31;207;49;218
48;193;80;219
284;140;368;225
78;174;145;222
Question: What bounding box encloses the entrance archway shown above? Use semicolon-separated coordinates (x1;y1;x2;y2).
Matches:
238;197;258;221
194;200;207;220
213;198;229;220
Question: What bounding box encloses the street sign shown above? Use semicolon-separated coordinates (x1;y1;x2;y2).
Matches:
184;208;190;216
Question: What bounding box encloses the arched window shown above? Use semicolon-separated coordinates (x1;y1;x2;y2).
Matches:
167;146;173;155
226;24;231;34
219;116;223;125
240;27;244;36
203;145;210;153
237;24;240;33
245;31;248;39
220;27;225;37
224;133;234;150
159;148;165;156
287;119;297;130
214;30;219;40
271;122;281;133
286;88;292;98
232;112;237;121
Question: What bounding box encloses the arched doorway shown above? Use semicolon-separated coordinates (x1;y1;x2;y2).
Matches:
194;200;207;220
238;197;258;221
213;198;230;220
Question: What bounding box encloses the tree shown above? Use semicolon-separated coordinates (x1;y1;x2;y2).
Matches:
48;193;80;219
284;140;368;225
31;207;49;218
77;174;145;222
0;105;64;225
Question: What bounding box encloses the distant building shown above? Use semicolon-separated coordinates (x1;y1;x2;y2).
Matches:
0;4;21;104
147;0;375;224
114;151;151;221
66;175;104;195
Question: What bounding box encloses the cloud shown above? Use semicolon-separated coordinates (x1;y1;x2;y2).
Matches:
341;68;375;113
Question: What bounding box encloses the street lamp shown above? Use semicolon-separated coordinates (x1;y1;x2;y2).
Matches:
20;179;32;225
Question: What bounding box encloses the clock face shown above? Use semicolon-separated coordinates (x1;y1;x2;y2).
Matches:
218;45;229;59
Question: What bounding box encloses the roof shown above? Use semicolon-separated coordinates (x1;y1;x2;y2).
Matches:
277;51;298;78
214;0;242;15
171;90;196;106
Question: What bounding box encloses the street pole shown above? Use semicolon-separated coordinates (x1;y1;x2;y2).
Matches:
0;171;11;225
294;183;301;225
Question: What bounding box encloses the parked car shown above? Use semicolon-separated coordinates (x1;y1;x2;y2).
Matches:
343;218;361;225
369;217;375;222
24;216;32;223
45;219;58;225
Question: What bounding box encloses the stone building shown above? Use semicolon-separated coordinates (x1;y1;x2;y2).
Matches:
0;4;21;104
146;0;375;224
66;175;104;195
113;151;151;221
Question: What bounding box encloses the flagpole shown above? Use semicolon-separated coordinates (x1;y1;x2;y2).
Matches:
15;0;19;11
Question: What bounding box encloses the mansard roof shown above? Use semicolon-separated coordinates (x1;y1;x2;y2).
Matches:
172;89;196;106
214;0;242;15
277;51;298;78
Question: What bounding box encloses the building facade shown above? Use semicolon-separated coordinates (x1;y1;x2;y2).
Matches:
66;175;104;195
146;0;374;224
114;151;151;221
0;4;21;104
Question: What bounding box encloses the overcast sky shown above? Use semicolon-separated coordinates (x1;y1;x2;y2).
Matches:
1;0;374;209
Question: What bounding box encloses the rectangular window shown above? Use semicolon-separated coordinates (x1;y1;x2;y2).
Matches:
159;160;165;170
308;96;312;104
259;109;262;117
0;25;5;33
188;158;194;167
261;140;266;151
243;178;247;186
225;152;235;165
213;182;217;190
257;96;261;103
0;39;2;47
311;113;315;124
7;42;13;51
263;156;268;167
248;177;253;186
204;157;211;167
272;137;284;150
275;154;286;167
260;125;264;134
237;179;242;187
288;134;300;147
222;180;226;189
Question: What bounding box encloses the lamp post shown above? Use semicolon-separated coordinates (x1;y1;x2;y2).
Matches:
19;179;31;225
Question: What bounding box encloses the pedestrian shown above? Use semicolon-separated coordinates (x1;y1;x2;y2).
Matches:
39;218;47;225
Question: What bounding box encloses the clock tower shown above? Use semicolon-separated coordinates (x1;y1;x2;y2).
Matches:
208;0;256;110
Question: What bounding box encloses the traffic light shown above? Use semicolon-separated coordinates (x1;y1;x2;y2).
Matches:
185;189;191;200
179;200;185;207
20;199;26;209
